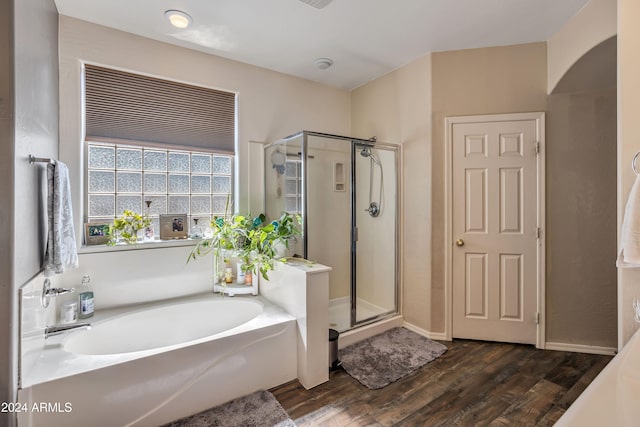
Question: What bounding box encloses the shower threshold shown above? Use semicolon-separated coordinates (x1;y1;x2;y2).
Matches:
329;297;393;332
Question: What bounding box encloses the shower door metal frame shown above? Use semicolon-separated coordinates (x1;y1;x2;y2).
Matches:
265;130;400;331
351;141;400;329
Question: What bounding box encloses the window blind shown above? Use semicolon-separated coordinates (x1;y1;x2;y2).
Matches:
84;65;236;153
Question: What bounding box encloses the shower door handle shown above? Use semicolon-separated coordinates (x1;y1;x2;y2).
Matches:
456;239;465;247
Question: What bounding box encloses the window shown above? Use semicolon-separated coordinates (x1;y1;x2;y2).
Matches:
83;64;236;245
284;159;302;214
86;142;233;237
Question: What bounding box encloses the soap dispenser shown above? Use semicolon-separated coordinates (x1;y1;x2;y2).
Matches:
78;275;94;319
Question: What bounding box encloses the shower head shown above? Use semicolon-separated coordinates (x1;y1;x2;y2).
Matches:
361;147;381;166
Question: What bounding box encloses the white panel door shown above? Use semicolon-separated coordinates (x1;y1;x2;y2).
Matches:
452;118;540;344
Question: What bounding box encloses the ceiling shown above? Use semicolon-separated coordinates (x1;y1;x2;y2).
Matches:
54;0;590;90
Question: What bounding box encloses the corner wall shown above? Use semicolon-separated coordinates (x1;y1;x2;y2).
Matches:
546;89;617;347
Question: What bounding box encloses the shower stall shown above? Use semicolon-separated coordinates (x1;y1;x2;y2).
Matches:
264;131;399;332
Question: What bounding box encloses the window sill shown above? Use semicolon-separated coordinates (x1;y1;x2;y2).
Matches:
79;238;202;254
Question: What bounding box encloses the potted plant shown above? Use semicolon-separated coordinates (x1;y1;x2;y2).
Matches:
108;210;151;245
188;207;302;283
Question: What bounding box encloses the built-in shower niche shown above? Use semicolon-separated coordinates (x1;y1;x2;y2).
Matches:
264;131;399;332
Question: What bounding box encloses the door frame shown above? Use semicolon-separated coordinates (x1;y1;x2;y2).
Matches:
444;112;546;348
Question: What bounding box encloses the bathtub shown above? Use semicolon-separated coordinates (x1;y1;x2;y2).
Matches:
17;294;297;427
64;298;264;355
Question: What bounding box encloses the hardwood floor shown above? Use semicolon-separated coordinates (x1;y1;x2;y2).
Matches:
271;339;612;427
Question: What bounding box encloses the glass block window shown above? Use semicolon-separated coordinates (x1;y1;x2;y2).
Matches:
87;141;233;237
284;159;302;214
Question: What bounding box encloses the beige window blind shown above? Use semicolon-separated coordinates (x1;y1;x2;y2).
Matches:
84;65;236;153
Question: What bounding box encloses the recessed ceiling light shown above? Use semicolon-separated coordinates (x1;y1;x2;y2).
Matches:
314;58;334;70
164;10;193;29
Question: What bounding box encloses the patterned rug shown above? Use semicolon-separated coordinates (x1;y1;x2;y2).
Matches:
163;390;296;427
340;327;448;389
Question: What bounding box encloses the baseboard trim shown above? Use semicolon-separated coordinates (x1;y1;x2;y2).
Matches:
545;342;617;356
403;321;449;341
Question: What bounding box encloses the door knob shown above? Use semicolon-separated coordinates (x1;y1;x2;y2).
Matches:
456;239;465;247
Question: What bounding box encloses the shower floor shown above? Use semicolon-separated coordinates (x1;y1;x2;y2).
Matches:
329;297;390;332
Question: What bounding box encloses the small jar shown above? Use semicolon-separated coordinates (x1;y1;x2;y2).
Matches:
60;301;78;324
225;267;233;284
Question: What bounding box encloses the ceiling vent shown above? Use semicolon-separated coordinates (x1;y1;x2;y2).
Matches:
298;0;334;9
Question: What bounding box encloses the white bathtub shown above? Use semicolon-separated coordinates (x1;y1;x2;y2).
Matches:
18;294;297;427
64;298;263;355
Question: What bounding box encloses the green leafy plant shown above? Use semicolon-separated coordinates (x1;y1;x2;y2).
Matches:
108;210;151;245
241;211;303;279
188;200;302;280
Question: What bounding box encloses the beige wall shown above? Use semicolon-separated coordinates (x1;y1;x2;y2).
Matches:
14;1;59;286
618;0;640;348
431;43;548;332
351;55;432;331
547;0;616;93
547;90;617;347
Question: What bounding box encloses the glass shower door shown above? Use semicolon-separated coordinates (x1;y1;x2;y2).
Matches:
305;134;352;331
353;143;398;325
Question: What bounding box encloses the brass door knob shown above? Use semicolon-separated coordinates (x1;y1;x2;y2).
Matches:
456;239;465;247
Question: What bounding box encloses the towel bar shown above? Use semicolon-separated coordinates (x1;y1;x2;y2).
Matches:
29;155;54;164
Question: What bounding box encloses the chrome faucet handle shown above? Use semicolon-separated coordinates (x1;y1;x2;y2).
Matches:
45;287;74;297
41;278;75;308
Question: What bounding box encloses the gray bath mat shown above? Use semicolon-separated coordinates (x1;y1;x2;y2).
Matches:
340;327;448;389
163;390;296;427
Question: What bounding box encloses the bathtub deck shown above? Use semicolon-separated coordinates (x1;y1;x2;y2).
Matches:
271;339;612;426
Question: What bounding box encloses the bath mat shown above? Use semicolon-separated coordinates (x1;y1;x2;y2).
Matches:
340;327;447;389
163;390;296;427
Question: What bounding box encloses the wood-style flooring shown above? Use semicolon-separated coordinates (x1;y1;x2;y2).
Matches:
271;339;612;427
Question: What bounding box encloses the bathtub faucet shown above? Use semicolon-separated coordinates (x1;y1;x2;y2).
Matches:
45;322;91;339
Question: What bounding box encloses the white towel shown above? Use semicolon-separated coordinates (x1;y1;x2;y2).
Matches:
618;175;640;267
44;161;79;276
